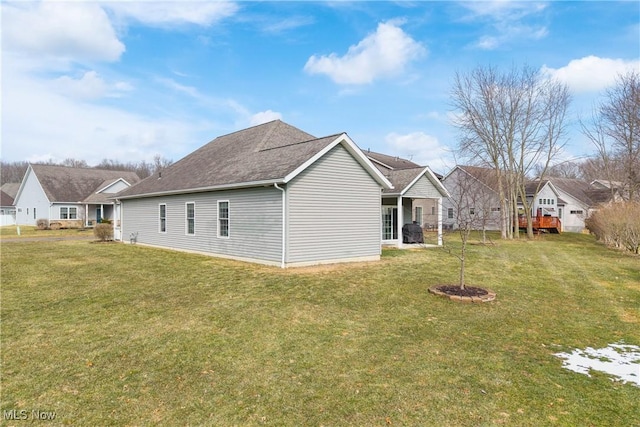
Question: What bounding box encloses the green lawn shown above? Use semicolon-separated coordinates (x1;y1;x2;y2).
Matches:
0;225;93;239
1;233;638;426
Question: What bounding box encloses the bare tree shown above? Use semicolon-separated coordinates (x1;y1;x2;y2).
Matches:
534;160;583;179
451;64;571;239
582;71;640;201
152;154;173;173
443;168;497;289
61;158;89;168
0;161;28;184
451;66;510;239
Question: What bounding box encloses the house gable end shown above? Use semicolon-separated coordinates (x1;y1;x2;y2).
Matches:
284;133;393;190
286;144;383;265
402;167;450;198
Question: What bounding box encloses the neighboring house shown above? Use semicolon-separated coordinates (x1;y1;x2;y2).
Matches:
442;164;624;233
441;165;504;231
590;179;623;191
116;120;394;268
525;177;623;232
0;189;17;226
365;151;449;246
14;164;141;234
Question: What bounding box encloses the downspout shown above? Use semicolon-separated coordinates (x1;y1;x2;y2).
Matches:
274;183;286;268
397;195;403;249
113;200;118;241
115;199;122;242
437;197;443;246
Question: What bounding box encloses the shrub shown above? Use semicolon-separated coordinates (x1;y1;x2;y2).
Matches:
93;223;113;242
586;201;640;254
36;218;49;230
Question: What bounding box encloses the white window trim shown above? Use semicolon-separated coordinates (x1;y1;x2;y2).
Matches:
159;203;167;233
447;207;454;219
415;206;423;226
60;206;77;220
185;202;195;236
217;200;230;239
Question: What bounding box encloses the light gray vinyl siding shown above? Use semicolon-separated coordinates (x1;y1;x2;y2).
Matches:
286;145;381;264
404;175;442;198
14;168;50;226
122;186;282;263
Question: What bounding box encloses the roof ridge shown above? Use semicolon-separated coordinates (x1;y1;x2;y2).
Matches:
216;119;281;140
258;133;341;153
254;120;282;152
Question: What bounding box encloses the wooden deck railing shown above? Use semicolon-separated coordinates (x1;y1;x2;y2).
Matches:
518;216;561;233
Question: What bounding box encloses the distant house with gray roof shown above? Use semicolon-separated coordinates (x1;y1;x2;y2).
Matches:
442;164;623;233
525;177;623;232
0;185;18;226
14;164;140;231
116;120;447;267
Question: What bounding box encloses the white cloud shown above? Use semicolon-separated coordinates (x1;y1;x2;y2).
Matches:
105;1;239;27
385;131;453;172
460;1;549;50
304;21;426;85
260;16;314;34
541;56;640;93
462;1;548;21
53;71;132;100
1;2;125;63
1;60;206;165
249;110;283;126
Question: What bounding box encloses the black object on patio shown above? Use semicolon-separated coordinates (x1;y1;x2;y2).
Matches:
402;222;424;244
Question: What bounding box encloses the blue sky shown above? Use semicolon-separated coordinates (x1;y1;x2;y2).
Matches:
2;1;639;174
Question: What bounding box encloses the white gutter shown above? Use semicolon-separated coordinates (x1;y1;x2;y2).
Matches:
274;183;286;268
116;178;284;200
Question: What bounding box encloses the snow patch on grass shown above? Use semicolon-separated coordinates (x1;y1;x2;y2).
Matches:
555;342;640;387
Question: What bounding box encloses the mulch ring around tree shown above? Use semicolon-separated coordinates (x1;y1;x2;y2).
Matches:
428;285;496;303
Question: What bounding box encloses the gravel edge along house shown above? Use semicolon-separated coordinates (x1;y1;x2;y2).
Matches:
116;120;398;268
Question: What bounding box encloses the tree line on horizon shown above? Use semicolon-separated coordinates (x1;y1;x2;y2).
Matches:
1;155;173;185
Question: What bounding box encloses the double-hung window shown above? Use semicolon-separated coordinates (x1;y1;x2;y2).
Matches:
186;203;195;235
60;207;77;219
218;201;229;238
159;204;166;233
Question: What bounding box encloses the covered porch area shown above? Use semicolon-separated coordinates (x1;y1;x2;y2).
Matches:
84;203;116;227
381;195;443;248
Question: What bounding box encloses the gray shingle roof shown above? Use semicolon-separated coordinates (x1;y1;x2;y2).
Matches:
527;177;618;207
117;120;342;198
0;190;15;207
549;177;613;207
366;150;421;170
1;183;20;199
378;166;424;194
29;164;141;203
